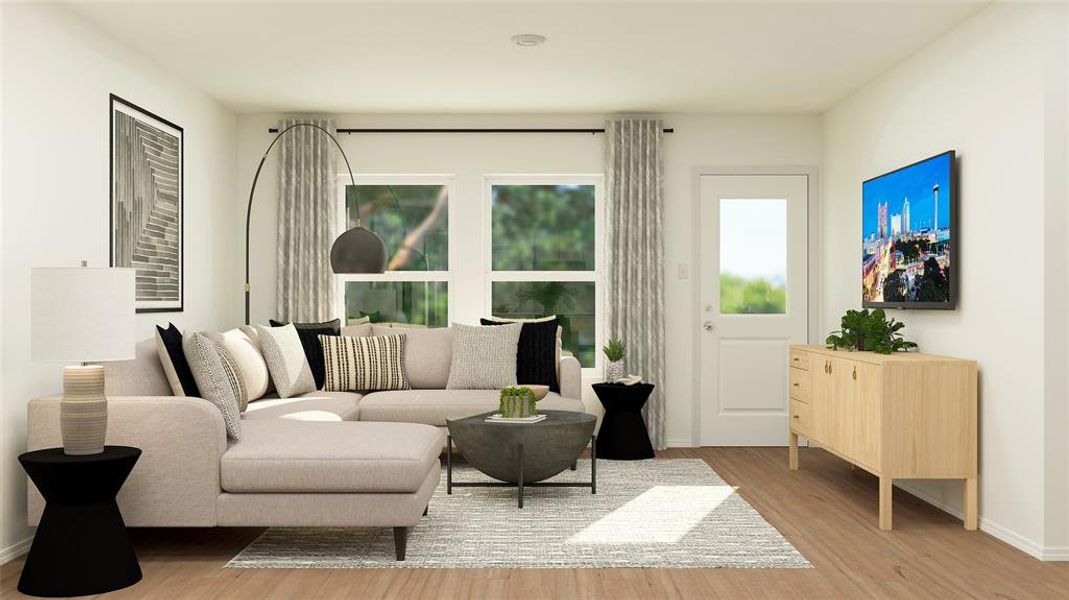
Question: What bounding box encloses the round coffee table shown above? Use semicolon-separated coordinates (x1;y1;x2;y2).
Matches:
446;410;597;508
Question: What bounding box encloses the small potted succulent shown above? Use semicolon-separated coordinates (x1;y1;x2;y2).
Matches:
498;386;539;418
602;337;626;382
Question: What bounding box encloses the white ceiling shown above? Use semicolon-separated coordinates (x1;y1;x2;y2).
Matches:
63;1;989;114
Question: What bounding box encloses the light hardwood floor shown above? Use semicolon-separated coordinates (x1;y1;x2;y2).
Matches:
3;447;1067;599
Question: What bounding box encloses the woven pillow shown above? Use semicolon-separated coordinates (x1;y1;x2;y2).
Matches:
446;322;522;390
182;332;244;439
254;324;316;397
320;334;410;392
481;317;560;392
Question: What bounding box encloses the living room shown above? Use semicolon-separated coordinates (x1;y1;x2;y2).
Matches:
1;1;1067;598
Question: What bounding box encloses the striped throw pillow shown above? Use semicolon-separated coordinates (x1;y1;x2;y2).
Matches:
320;334;410;392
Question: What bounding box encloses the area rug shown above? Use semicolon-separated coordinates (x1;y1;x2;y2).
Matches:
226;458;810;569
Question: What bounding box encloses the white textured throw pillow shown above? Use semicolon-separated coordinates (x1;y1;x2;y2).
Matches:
320;334;410;392
446;322;522;390
182;332;244;439
205;328;270;403
254;324;316;398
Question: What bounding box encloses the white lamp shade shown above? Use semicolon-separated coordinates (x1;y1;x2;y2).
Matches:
31;267;136;363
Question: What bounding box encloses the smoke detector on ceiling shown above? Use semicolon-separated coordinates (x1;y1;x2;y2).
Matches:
511;34;547;47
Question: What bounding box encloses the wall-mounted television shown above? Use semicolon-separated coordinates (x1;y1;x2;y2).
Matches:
862;150;956;309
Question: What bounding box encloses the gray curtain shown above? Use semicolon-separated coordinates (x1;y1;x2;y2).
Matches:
605;118;667;450
276;118;339;322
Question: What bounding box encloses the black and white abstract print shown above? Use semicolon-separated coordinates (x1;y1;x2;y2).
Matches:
110;95;183;313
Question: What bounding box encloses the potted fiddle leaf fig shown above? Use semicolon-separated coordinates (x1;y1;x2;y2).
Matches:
603;337;626;382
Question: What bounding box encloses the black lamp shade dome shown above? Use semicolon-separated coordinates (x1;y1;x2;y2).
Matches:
331;226;387;274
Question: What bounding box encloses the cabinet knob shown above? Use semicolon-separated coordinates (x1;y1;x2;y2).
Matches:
793;415;799;419
852;366;857;381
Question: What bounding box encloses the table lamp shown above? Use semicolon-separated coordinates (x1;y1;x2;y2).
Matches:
31;264;136;455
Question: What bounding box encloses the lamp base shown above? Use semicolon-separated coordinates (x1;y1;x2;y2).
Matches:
61;366;107;456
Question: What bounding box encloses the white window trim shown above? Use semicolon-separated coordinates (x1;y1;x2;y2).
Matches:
482;174;605;374
334;174;456;324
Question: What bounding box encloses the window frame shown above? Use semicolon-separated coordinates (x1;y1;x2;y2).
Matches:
482;174;605;374
333;174;456;325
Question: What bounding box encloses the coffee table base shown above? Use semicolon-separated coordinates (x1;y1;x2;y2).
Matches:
447;434;597;508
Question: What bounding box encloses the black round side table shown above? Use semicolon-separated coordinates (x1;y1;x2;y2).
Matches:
593;383;656;460
18;446;142;597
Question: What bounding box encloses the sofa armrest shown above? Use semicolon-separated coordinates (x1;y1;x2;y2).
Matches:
559;355;583;401
27;395;226;527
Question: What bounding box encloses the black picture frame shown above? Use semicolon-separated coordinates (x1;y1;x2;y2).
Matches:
861;150;958;311
109;94;184;313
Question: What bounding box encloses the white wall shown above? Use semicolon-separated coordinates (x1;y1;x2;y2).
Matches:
822;2;1066;558
236;113;822;436
0;3;239;559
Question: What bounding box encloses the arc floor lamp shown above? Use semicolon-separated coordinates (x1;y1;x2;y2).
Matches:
244;123;387;325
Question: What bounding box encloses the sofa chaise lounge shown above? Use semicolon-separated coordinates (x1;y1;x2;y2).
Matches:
26;324;585;560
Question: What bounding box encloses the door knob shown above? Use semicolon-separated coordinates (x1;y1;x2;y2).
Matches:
703;321;714;331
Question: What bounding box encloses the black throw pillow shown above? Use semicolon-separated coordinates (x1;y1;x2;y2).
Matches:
480;318;559;393
269;319;341;390
155;323;200;397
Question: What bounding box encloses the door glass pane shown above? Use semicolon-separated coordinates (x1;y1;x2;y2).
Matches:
346;184;449;271
720;198;787;314
491;281;596;367
491;184;596;271
344;281;448;327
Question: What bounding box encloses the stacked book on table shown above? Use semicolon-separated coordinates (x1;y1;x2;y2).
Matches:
485;414;547;424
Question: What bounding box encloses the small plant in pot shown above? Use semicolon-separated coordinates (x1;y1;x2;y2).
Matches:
603;337;626;382
825;308;918;355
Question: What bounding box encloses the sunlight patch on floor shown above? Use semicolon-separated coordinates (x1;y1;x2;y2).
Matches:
567;485;735;545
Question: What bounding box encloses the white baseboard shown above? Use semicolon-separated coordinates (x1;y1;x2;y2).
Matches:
665;438;695;448
893;481;1060;561
1041;546;1069;561
0;536;32;566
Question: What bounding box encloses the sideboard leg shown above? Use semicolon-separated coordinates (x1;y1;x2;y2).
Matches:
964;477;978;530
788;431;799;471
879;476;893;530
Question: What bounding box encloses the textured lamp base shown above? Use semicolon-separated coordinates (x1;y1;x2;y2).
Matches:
61;365;107;455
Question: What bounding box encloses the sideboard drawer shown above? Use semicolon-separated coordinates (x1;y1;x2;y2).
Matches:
789;367;809;403
789;348;809;371
790;398;811;435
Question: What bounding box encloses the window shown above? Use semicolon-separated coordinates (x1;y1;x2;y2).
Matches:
486;178;602;368
336;177;452;326
719;198;787;314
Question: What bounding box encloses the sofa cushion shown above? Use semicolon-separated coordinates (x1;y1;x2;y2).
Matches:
103;338;172;397
371;325;452;389
269;319;340;390
204;328;270;403
359;389;585;427
255;324;316;398
320;333;410;392
244;391;361;422
446;322;521;390
221;420;443;494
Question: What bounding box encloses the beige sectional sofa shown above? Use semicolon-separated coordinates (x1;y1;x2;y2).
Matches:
26;324;585;560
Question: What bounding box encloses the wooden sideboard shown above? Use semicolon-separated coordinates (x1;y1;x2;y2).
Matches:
787;345;978;530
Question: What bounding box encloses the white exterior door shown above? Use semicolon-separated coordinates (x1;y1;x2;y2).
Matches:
699;175;809;446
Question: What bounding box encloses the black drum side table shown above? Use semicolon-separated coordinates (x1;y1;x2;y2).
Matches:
593;383;656;460
18;446;142;597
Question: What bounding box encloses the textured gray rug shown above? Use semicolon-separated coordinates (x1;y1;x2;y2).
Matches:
227;458;810;569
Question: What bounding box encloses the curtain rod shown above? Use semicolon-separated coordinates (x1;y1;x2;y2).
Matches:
266;127;674;134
